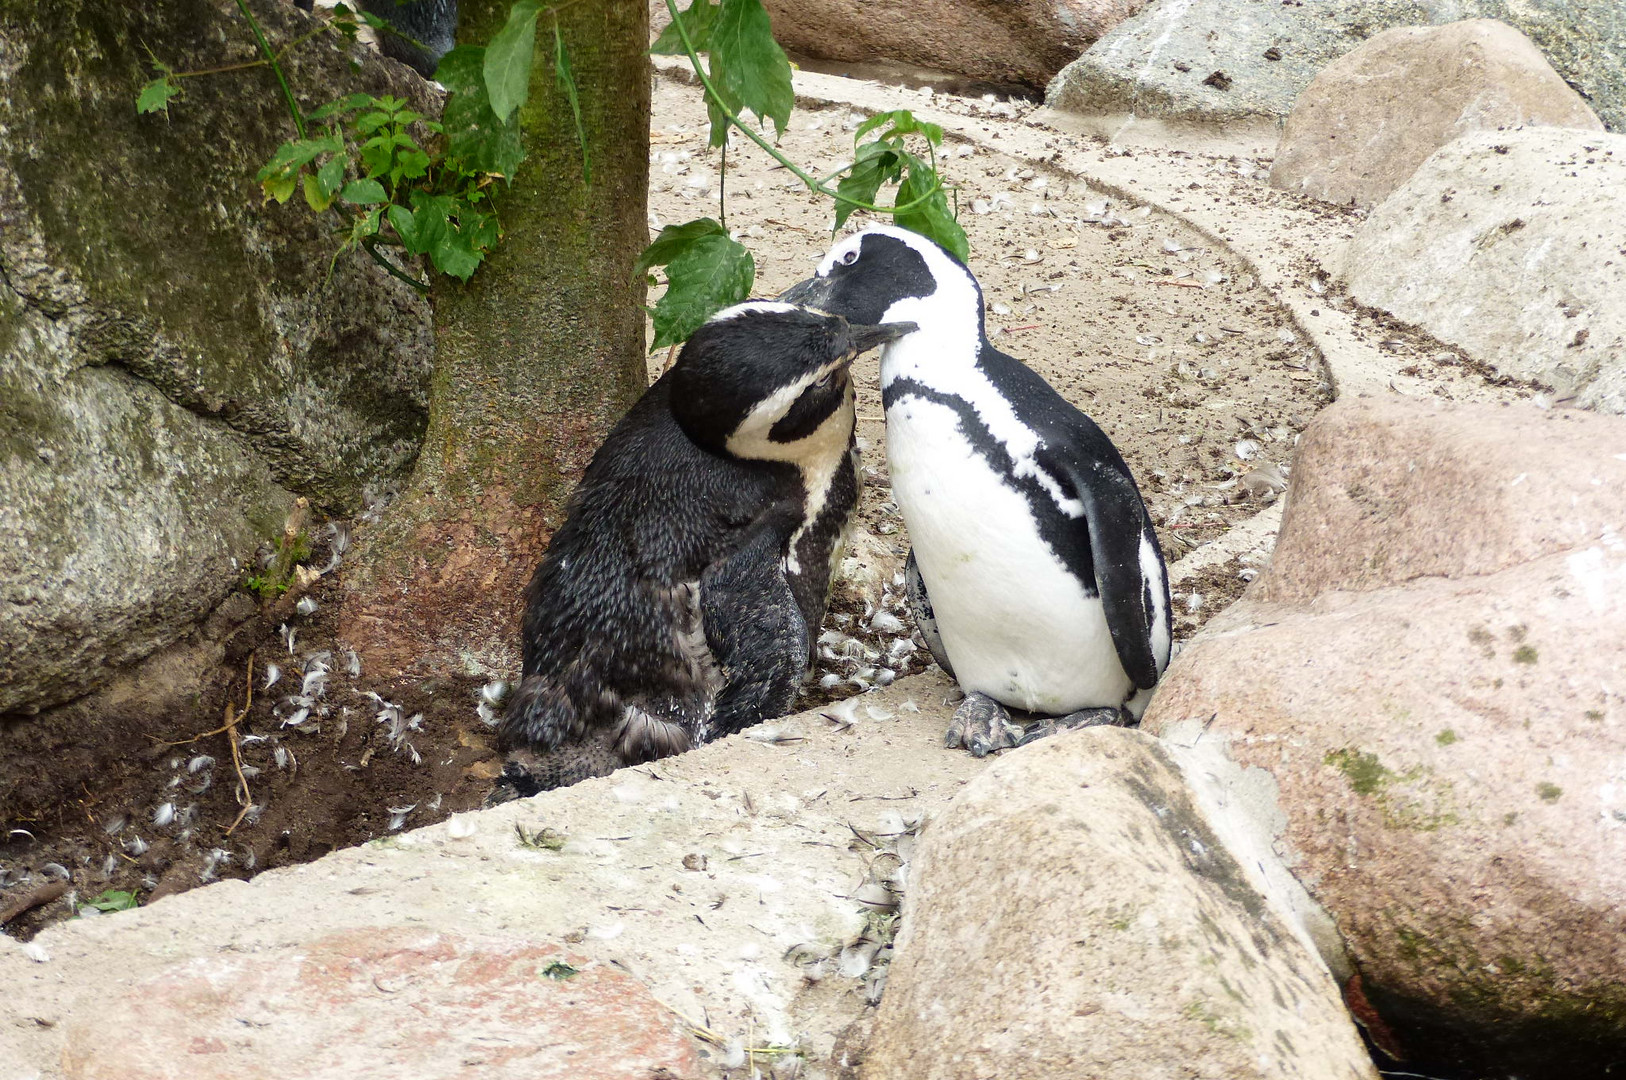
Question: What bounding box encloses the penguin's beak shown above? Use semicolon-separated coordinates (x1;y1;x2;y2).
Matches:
776;274;828;308
847;321;918;355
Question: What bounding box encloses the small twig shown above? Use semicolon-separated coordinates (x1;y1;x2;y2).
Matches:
1003;324;1041;333
225;654;256;836
1153;279;1205;289
148;719;239;747
0;882;70;926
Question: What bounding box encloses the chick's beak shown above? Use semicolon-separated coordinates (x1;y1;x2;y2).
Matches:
847;320;919;355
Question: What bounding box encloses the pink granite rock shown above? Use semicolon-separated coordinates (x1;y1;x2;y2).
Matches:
1270;20;1602;207
61;928;700;1079
762;0;1148;92
1144;395;1626;1076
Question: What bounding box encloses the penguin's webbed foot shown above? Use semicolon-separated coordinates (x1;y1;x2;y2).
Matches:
944;692;1024;758
1015;706;1136;747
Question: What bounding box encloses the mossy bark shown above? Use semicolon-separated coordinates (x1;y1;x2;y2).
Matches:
342;0;650;677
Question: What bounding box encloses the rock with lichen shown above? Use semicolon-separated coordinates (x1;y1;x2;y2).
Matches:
0;0;434;714
1143;395;1626;1078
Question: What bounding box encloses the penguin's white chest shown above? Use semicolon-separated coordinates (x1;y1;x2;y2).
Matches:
886;396;1133;714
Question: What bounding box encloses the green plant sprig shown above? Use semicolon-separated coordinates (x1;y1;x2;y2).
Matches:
639;0;968;349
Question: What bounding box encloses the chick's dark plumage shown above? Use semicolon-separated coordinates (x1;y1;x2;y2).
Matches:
494;303;913;798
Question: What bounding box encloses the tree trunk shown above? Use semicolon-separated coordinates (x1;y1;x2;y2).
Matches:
342;0;650;678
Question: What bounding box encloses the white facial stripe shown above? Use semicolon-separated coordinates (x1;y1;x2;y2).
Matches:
711;300;800;322
726;371;855;577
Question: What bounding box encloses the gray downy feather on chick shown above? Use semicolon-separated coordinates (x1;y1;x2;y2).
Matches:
490;302;916;802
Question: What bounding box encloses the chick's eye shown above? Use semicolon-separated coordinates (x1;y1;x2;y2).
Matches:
839;247;860;266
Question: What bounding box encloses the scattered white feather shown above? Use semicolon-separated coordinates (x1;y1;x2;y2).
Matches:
869;611;905;635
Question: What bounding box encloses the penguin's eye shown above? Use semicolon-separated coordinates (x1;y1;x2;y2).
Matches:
839;247;860;266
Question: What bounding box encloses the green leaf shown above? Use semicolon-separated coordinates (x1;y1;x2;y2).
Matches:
650;0;721;54
82;889;139;914
408;192;452;255
634;218;727;276
541;961;579;980
893;152;968;264
342;177;388;204
262;174;298;204
348;205;384;248
833;139;904;231
359;134;394;178
410;192;496;281
257;133;344;183
307;92;375;123
391;141;431;185
485;0;542;124
438;45;526;178
706;0;793;146
303;172;334;212
637;219;754;348
855;109;942;146
316;155;346;198
387;204;419;250
136;77;180;115
553;22;590;185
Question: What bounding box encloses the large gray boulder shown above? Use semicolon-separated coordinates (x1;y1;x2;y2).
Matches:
0;0;434;714
864;727;1378;1080
1144;396;1626;1079
1340;126;1626;413
1270;20;1602;207
1047;0;1626;133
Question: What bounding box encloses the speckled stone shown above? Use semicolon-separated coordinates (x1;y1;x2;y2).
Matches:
60;928;701;1079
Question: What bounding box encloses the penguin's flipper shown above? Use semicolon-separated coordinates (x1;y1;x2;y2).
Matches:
1049;452;1170;690
700;520;810;738
903;548;955;677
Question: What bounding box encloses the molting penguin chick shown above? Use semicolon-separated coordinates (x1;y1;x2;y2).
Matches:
783;225;1172;756
493;303;916;800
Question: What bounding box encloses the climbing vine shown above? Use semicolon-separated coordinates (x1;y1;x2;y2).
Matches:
135;0;966;337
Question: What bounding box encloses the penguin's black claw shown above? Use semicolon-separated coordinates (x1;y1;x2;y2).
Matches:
1015;706;1136;747
944;692;1023;757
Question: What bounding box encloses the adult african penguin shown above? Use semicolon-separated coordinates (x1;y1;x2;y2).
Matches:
492;303;916;799
782;225;1172;756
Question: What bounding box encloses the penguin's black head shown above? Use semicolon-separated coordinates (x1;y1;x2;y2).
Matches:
670;302;915;461
778;226;984;341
